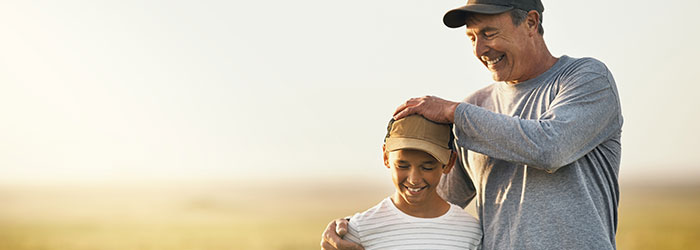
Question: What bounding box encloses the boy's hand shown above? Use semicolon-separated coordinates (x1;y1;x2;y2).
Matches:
393;95;459;124
320;218;364;250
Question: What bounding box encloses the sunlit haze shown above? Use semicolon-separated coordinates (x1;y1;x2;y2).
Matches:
1;0;699;185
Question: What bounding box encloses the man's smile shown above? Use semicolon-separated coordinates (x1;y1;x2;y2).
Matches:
483;54;505;68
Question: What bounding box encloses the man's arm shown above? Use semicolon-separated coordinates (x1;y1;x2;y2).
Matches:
452;70;620;172
395;63;621;173
437;154;476;208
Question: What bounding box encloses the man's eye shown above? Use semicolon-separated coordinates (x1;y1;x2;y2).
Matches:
484;32;496;38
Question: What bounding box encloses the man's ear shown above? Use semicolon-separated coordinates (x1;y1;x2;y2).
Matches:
443;151;457;174
383;144;390;169
526;10;540;36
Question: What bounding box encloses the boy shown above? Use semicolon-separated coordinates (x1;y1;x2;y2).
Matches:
343;115;482;249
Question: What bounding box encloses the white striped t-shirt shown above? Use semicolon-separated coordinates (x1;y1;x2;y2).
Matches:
344;197;482;250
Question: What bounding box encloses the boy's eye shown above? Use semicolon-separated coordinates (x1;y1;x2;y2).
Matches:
397;165;410;169
422;166;435;171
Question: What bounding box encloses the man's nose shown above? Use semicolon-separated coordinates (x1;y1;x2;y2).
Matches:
473;37;489;59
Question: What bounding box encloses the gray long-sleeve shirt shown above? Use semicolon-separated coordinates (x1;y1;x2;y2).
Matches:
438;55;622;250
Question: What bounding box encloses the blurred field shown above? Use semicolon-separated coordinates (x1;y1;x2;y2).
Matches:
0;180;698;250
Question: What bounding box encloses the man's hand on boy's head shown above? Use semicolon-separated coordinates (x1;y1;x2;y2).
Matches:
393;95;459;124
320;218;364;250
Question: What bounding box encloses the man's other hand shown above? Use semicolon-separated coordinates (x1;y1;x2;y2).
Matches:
320;218;364;250
393;95;459;123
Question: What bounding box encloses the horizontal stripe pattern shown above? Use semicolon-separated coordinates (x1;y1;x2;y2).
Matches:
345;197;482;250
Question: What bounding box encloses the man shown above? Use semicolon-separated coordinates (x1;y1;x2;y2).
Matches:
321;0;623;249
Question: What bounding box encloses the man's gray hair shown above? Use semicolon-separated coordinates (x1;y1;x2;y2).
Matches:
510;9;544;35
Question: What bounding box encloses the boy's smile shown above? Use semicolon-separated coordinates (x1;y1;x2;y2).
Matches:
405;185;427;194
384;148;453;218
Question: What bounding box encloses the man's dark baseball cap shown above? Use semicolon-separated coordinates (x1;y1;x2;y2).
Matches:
443;0;544;28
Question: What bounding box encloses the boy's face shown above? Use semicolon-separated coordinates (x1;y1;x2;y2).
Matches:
384;147;453;206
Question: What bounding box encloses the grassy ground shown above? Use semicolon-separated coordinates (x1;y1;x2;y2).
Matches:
616;184;700;249
0;180;698;249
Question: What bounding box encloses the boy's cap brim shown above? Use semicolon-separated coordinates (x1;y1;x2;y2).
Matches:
385;137;452;165
443;4;514;28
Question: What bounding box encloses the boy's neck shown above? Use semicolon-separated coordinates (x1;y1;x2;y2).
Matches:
390;192;451;218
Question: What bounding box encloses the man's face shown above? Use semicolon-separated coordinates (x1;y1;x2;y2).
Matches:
466;12;534;83
384;148;451;206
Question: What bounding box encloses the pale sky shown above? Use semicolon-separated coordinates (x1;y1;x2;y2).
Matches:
1;0;698;184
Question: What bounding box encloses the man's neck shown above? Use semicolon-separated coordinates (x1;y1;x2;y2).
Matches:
506;43;558;85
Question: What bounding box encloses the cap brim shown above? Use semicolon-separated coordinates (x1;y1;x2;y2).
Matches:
385;137;451;165
443;4;514;28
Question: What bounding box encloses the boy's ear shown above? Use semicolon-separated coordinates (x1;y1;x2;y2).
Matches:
382;144;390;168
442;151;457;174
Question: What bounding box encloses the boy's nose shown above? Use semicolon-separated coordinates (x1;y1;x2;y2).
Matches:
407;169;422;185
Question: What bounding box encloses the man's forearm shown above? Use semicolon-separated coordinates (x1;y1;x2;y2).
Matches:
453;98;619;172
